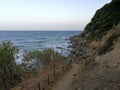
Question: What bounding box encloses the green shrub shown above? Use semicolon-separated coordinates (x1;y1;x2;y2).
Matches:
84;0;120;40
23;48;66;70
0;41;22;89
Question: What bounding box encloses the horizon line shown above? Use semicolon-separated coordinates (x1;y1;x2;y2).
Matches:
0;30;83;31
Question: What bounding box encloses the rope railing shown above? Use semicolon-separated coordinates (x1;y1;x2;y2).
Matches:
12;61;72;90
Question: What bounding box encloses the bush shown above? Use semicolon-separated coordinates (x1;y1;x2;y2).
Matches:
0;41;22;89
23;48;66;70
84;0;120;40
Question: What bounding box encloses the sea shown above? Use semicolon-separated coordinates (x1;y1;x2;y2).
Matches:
0;31;81;63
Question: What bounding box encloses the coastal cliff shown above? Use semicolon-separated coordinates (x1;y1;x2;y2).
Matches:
70;0;120;90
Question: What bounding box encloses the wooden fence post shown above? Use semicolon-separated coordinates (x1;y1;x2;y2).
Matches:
21;85;24;90
38;82;41;90
67;63;69;69
69;61;70;66
63;66;64;72
48;76;50;85
53;70;56;78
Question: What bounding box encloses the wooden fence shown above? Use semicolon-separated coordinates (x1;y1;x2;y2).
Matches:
12;61;72;90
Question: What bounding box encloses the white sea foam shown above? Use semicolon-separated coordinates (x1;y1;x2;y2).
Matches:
0;31;81;63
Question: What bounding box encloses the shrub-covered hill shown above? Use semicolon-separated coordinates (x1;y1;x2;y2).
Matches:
69;0;120;89
82;0;120;40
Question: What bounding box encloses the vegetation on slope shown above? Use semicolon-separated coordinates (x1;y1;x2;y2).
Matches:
98;29;120;55
23;48;66;70
0;41;66;90
82;0;120;40
0;42;22;89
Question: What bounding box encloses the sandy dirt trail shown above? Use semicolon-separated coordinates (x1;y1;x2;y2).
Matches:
51;63;80;90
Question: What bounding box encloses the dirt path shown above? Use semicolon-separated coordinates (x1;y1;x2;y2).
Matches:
51;63;80;90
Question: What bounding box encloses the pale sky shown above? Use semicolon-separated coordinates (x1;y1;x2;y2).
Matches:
0;0;111;30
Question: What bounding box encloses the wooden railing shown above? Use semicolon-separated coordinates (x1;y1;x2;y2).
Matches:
12;61;72;90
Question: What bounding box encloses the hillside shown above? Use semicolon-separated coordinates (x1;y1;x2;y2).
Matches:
69;0;120;90
82;0;120;40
